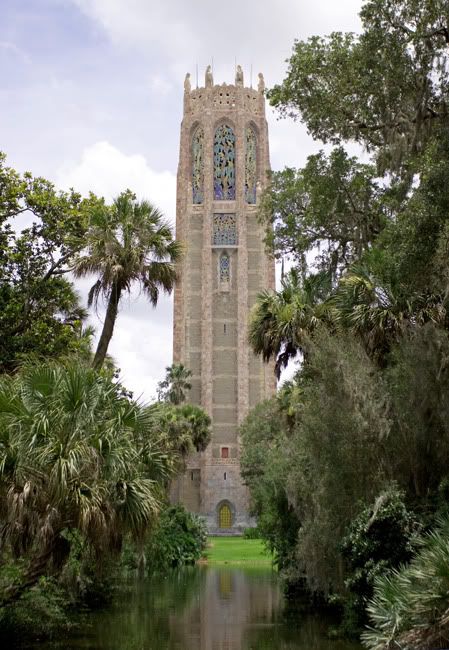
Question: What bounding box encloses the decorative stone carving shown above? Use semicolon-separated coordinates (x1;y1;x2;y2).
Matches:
205;65;213;88
213;214;237;246
235;64;244;86
258;72;265;93
184;72;191;93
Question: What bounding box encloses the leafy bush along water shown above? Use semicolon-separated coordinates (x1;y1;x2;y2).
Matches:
340;488;419;631
145;506;208;573
362;516;449;650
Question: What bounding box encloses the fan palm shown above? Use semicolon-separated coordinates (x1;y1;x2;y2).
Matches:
332;265;445;361
74;191;182;370
248;269;331;378
0;362;176;605
157;363;192;405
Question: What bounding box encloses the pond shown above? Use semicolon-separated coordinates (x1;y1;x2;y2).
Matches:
27;567;363;650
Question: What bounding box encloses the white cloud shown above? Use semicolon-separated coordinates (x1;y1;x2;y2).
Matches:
71;0;363;85
57;142;177;400
0;40;31;64
56;141;176;223
148;74;173;96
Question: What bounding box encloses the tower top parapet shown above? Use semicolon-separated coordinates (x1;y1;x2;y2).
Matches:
183;66;266;118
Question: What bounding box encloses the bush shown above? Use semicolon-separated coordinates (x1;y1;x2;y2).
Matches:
243;527;260;539
362;516;449;650
340;488;420;631
0;575;73;642
144;505;207;573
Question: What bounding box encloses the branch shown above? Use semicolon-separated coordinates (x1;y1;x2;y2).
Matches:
42;251;76;281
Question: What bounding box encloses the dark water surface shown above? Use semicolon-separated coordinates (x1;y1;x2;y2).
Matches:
28;567;363;650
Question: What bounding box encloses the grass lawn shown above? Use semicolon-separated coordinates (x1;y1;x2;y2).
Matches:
202;537;273;565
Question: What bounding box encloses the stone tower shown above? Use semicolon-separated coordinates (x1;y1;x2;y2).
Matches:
171;66;276;532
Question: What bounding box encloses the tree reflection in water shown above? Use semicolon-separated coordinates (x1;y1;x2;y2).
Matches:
25;567;362;650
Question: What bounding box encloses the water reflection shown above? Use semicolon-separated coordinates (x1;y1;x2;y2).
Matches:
29;567;362;650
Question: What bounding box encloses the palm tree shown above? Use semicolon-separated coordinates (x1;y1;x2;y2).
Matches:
248;269;331;378
74;191;182;370
157;363;192;405
0;361;177;605
332;265;445;361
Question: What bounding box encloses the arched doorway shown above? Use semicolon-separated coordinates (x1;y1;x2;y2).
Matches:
218;502;232;529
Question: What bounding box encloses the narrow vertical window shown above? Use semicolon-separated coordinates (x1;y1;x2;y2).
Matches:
224;472;227;481
214;124;235;200
219;253;230;283
245;126;257;204
192;126;204;204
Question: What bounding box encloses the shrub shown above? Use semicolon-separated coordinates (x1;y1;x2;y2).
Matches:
340;488;420;631
243;527;260;539
362;516;449;650
145;505;207;573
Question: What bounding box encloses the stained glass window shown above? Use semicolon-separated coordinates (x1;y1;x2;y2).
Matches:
245;126;257;204
213;214;237;246
214;124;235;200
192;126;204;204
219;253;230;282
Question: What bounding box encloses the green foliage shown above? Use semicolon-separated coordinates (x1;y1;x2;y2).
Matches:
385;325;449;499
268;1;449;170
245;7;449;646
240;396;301;575
362;517;449;650
157;363;192;405
243;527;260;539
341;488;419;628
248;269;331;377
74;191;182;369
147;401;211;459
0;575;72;642
0;152;101;372
144;505;207;573
0;361;209;610
259;148;384;279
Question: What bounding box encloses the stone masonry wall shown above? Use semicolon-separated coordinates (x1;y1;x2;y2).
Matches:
172;68;276;532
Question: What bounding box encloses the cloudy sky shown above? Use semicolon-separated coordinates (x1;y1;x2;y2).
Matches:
0;0;362;400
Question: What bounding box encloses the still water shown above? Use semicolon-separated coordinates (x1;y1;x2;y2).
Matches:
30;567;363;650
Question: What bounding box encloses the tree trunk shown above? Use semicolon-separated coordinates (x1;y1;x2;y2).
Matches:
92;282;122;370
0;541;58;608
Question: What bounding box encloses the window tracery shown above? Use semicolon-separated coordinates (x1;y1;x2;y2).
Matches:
213;213;237;246
192;126;204;204
219;253;230;283
245;126;257;204
214;124;235;200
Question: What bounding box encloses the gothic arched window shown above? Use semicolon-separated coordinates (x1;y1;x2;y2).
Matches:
219;252;230;283
214;124;235;200
245;126;257;204
192;126;204;204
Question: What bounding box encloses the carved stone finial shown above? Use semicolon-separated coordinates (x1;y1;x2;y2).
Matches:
258;72;265;93
184;72;191;93
236;64;244;86
205;65;213;88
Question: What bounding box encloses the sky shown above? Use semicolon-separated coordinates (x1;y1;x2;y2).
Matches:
0;0;363;400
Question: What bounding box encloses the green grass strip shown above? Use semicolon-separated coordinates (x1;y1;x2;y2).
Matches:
202;537;273;565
